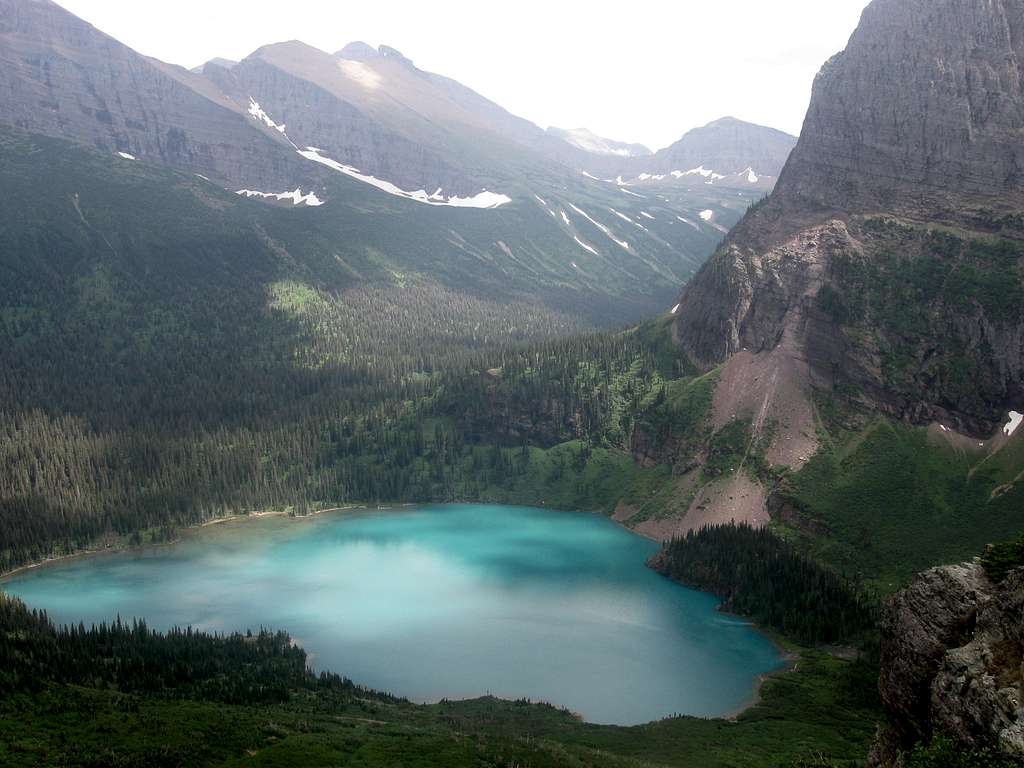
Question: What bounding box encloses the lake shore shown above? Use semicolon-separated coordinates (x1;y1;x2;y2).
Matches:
1;502;785;726
0;503;384;581
2;496;668;582
0;500;802;725
719;630;802;720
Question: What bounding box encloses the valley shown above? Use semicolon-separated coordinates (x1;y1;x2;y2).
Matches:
1;0;1023;766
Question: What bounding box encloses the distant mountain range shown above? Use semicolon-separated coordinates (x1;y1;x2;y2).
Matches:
0;0;795;202
554;117;796;192
0;0;796;327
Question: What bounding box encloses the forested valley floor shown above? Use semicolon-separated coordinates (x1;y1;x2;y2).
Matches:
4;154;1023;764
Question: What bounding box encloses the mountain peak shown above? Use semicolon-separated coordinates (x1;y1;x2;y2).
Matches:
335;42;416;69
189;56;238;74
250;39;317;55
335;41;378;60
650;118;796;178
684;116;794;140
703;116;741;127
378;45;413;65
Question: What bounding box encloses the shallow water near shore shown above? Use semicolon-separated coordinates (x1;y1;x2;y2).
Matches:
2;504;783;724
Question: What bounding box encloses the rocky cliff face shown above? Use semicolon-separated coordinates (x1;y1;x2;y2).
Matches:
672;0;1024;438
871;561;1024;765
775;0;1024;226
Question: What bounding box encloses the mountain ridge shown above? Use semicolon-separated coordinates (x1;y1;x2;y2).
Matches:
0;0;302;189
0;0;797;204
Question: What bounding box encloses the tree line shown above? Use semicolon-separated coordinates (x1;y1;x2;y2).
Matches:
652;523;878;646
0;592;390;705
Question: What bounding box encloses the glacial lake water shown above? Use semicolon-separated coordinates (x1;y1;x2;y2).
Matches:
2;504;783;724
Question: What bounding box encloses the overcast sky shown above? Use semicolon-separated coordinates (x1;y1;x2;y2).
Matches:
57;0;870;151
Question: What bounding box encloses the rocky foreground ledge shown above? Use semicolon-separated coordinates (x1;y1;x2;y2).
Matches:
870;560;1024;765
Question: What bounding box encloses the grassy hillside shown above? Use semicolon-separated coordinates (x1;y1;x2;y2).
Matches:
776;414;1024;590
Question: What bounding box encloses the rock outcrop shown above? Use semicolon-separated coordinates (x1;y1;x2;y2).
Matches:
871;561;1024;765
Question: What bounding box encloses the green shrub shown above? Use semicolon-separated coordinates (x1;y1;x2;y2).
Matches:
981;536;1024;584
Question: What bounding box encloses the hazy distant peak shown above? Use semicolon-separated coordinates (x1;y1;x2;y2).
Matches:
547;126;652;158
703;116;742;127
335;42;416;69
244;39;332;67
335;41;378;60
190;57;238;74
689;116;794;138
378;45;413;65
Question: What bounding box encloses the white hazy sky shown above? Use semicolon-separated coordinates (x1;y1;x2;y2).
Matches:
57;0;871;151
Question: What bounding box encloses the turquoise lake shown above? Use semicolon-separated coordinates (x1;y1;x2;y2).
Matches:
2;504;783;724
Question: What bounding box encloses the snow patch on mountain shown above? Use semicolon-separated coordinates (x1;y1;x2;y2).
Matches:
609;208;634;224
640;211;655;220
620;188;646;199
116;151;135;160
247;97;298;148
248;98;287;134
573;236;599;255
699;209;714;221
1005;411;1023;437
569;204;629;251
298;148;510;209
236;188;324;207
534;194;557;217
443;191;513;208
672;166;726;181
